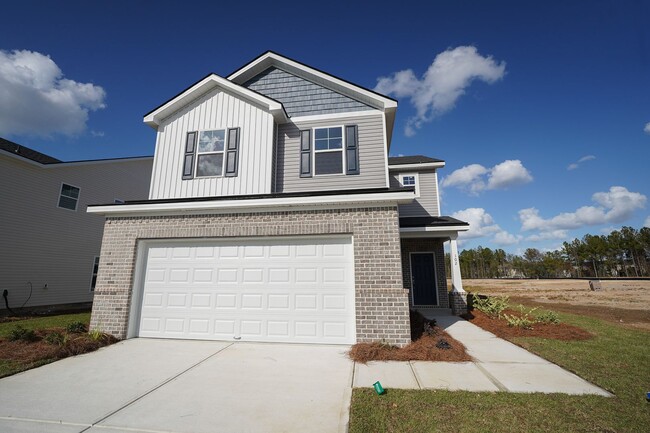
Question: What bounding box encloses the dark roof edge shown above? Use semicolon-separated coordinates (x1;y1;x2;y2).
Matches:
90;186;415;208
399;216;469;227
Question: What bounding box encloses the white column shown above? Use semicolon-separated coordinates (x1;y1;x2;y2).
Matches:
449;237;464;293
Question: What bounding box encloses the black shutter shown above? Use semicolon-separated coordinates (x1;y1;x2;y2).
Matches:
300;130;312;177
225;127;240;177
182;131;197;179
345;125;359;175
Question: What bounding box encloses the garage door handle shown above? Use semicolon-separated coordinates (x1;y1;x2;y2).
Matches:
233;336;241;340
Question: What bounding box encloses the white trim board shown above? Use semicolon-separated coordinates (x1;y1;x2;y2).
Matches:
87;190;416;217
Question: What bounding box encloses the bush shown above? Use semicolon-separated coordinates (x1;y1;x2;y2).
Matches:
8;325;38;342
536;310;561;324
44;331;66;346
502;313;534;329
66;321;87;333
472;294;509;318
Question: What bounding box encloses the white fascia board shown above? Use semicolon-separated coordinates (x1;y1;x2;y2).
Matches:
87;190;416;217
400;225;470;239
143;74;287;128
227;52;397;111
388;162;445;171
289;109;383;123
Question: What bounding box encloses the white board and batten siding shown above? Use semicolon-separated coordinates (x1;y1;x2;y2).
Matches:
390;171;440;217
276;112;388;193
134;236;356;344
149;87;275;200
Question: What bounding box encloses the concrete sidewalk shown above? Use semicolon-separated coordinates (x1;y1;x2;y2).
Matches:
353;315;611;396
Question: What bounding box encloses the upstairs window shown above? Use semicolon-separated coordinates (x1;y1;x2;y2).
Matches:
182;128;240;179
197;129;226;177
402;175;416;186
58;184;80;211
314;126;343;175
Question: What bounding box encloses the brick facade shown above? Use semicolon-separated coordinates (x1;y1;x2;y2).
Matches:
90;206;412;346
400;238;449;308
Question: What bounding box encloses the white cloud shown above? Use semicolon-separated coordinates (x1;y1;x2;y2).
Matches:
375;46;506;136
567;154;596;171
525;230;568;242
644;122;650;134
451;207;520;246
91;130;105;137
519;186;647;232
0;49;106;137
441;159;532;195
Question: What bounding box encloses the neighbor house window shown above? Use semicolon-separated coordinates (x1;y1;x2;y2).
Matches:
196;129;226;177
58;184;80;211
400;173;420;196
90;256;100;292
314;126;344;175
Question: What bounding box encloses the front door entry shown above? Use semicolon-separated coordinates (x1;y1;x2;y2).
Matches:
410;253;438;306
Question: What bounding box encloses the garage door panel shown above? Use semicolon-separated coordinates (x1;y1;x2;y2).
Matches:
138;236;355;344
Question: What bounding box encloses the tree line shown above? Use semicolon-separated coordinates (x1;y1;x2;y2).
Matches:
445;226;650;279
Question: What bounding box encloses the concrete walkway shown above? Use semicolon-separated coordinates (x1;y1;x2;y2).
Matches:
353;315;611;396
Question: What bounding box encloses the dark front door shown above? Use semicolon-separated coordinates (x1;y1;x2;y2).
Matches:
410;253;438;306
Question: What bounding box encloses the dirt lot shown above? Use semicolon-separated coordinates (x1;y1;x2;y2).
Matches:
459;279;650;331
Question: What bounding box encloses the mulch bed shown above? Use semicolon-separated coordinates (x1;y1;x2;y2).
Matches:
348;311;472;363
0;327;118;366
462;309;593;341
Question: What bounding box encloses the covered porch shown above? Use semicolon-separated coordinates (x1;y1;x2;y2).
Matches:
399;216;470;315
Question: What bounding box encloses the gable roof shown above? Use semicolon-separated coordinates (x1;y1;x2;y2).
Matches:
143;73;289;128
388;155;445;165
228;51;397;111
0;137;61;164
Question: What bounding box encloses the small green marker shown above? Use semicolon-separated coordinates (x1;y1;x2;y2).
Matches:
373;381;385;395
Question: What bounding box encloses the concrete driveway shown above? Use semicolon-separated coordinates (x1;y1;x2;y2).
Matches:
0;339;353;433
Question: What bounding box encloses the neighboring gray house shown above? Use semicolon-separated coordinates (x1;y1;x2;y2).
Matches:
0;138;152;312
88;51;469;347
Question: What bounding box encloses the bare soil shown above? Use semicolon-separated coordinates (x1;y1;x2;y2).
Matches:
461;279;650;331
462;309;593;340
348;311;471;363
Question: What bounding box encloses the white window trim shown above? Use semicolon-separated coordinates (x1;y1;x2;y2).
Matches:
90;256;100;292
195;129;227;178
57;182;81;211
400;172;420;197
312;125;346;177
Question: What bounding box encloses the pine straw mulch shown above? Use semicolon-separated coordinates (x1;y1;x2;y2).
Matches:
348;311;472;363
0;328;118;365
462;309;593;341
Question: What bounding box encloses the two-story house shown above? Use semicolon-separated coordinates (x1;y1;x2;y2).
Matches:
0;137;152;313
87;52;469;347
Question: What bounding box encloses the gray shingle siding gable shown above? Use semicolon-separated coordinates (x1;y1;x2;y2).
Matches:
243;67;374;117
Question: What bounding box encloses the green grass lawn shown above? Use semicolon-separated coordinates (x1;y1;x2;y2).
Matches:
349;310;650;433
0;312;91;378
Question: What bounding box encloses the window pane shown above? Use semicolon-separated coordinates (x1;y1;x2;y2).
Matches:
315;139;329;151
315;151;343;175
197;154;224;177
402;176;416;186
329;137;343;149
58;195;77;210
329;127;342;138
61;184;79;198
198;130;225;152
314;128;328;139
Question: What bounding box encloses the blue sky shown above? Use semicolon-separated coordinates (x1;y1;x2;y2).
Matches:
1;0;648;253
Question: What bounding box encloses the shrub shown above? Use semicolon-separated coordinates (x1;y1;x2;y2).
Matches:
66;321;87;333
88;328;104;341
44;331;66;346
502;313;534;329
536;310;561;324
472;294;509;318
9;325;38;342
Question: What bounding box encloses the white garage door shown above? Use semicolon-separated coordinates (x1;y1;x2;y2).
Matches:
136;236;355;344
